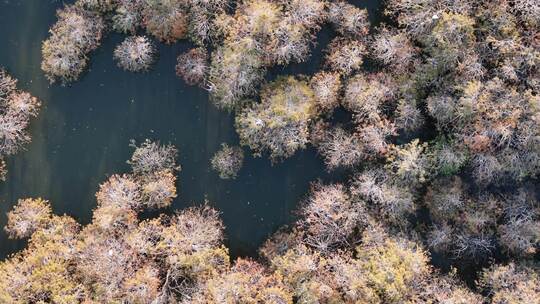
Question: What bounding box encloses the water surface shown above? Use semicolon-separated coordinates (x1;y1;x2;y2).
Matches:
0;0;383;259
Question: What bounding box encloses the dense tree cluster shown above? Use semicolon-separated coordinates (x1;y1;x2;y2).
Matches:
0;69;41;181
0;132;538;301
374;0;540;266
1;141;202;303
41;5;104;83
258;223;486;303
1;148;507;303
207;0;326;109
18;0;540;302
231;0;537;296
425;178;540;260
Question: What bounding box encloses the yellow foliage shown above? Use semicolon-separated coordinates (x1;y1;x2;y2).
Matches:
263;76;317;124
256;286;293;304
5;198;52;239
355;238;430;303
0;240;81;303
430;13;475;49
123;264;161;304
238;0;282;37
173;246;230;282
271;245;323;290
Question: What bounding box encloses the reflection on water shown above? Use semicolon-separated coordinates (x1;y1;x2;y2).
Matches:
0;0;382;258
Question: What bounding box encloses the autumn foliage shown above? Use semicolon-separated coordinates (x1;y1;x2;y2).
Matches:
10;0;540;302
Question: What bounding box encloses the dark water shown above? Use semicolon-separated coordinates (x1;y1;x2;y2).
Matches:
0;0;383;259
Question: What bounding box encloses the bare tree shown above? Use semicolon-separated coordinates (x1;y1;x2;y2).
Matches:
479;261;540;304
423;270;484;303
283;0;326;30
176;47;208;86
343;72;397;122
114;36;156;72
0;70;16;102
76;0;118;13
351;168;415;225
312;124;364;170
76;234;140;301
426;94;458;130
395;99;424;133
96;174;143;210
123;263;161;303
207;40;265;110
128;139;179;176
299;183;365;251
187;0;229;45
159;205;225;257
424;176;464;221
324;38;366;75
511;0;540;30
140;169;177;209
91;204;139;232
385;0;473;39
499;189;539;256
310;71;341;114
356;121;395;158
327;1;370;39
371;26;417;71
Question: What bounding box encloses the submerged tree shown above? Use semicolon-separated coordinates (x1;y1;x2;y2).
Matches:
235;76;317;160
4;198;52;239
114;36;156;72
41;5;104;83
176;47;208;86
298;183;366;251
211;143;244;179
0;141;230;303
207;39;266;110
327;0;370;39
19;0;540;300
0;69;41;180
324;37;367;76
311;123;365;170
128;139;179;175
